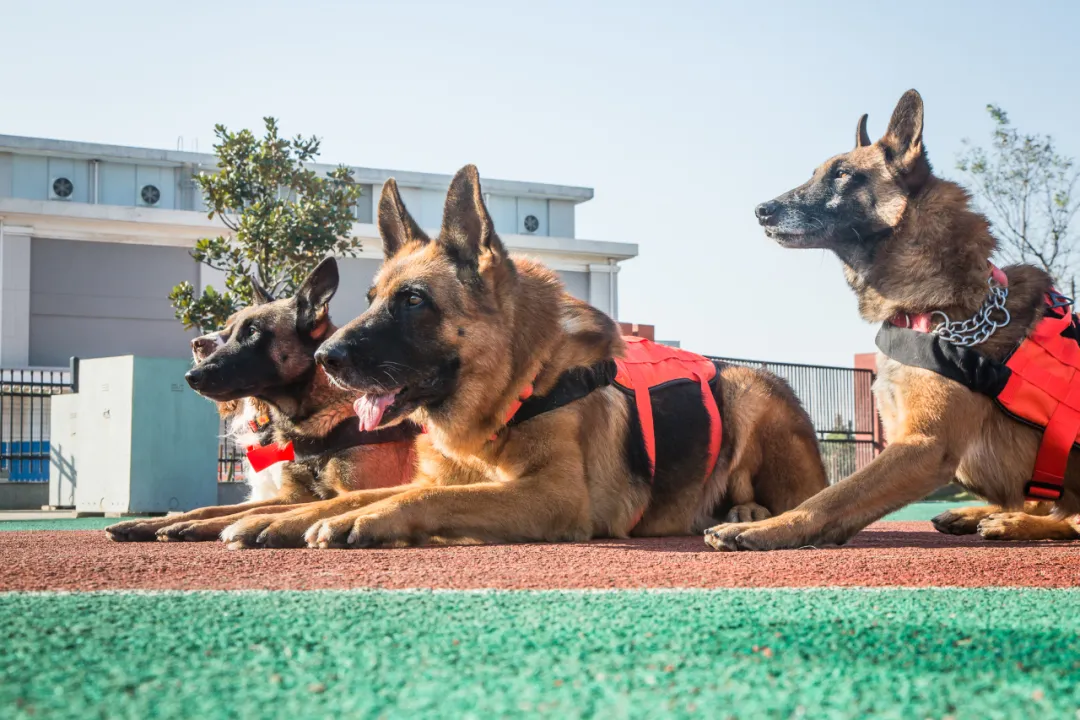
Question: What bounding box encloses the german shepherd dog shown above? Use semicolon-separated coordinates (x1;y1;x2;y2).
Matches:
705;89;1080;552
298;165;826;548
105;258;417;548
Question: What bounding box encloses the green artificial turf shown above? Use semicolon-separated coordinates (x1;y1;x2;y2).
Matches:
0;517;117;531
3;588;1079;719
883;500;981;521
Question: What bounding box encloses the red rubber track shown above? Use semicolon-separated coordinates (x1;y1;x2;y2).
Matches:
2;522;1079;592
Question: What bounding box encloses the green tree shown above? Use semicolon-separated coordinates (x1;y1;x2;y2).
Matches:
170;118;363;332
957;105;1080;296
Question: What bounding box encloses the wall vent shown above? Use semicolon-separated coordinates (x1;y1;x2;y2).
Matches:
50;177;74;200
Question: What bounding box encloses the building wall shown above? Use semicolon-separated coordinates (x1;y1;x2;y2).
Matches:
1;149;576;241
558;270;590;301
15;241;617;368
29;238;197;367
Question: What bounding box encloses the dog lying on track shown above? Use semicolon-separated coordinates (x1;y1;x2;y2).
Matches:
105;258;417;548
292;165;827;548
706;89;1080;551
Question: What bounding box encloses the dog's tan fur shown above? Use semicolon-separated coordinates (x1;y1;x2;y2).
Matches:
302;167;826;548
105;262;416;547
707;90;1080;551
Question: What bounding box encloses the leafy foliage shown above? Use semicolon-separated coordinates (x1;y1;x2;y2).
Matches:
957;106;1080;294
170;118;363;332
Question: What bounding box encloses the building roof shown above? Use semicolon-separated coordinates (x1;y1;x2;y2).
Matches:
0;134;595;204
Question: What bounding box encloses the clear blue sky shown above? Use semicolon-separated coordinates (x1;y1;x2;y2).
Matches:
3;0;1078;365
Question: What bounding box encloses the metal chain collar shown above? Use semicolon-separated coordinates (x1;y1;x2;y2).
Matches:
930;277;1011;347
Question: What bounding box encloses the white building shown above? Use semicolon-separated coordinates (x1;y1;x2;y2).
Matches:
0;134;637;369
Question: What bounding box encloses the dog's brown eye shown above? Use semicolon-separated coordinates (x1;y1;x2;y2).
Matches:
836;169;849;179
406;293;425;308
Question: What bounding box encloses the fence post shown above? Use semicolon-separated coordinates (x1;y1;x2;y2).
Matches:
853;353;884;461
68;357;80;394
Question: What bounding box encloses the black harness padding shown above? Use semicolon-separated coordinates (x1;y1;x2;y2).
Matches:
288;420;421;463
505;359;618;429
875;322;1013;398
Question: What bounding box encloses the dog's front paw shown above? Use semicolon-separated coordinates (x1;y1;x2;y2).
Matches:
220;517;271;550
345;512;411;548
704;514;825;552
974;511;1073;541
155;518;232;543
106;518;167;542
305;519;342;549
931;506;992;535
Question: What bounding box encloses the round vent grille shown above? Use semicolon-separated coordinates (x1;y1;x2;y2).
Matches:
52;177;74;198
141;184;161;206
523;215;540;233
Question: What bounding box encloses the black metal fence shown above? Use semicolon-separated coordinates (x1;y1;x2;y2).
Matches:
219;433;246;483
0;360;78;483
711;356;879;483
1;356;880;487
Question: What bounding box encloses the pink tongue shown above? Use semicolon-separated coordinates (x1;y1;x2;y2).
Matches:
353;393;397;432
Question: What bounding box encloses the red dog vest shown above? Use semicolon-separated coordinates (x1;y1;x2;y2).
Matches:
613;336;722;480
878;267;1080;501
501;337;723;486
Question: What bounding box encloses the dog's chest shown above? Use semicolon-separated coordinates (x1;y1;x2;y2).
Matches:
871;353;906;442
229;399;284;501
873;353;1026;505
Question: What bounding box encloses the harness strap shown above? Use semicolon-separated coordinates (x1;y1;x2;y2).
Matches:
1027;400;1080;500
504;361;618;432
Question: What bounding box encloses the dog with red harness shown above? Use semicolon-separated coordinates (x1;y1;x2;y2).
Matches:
299;165;828;548
707;89;1080;551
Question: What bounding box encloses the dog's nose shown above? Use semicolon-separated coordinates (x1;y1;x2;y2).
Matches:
185;367;205;390
755;201;779;226
315;344;349;374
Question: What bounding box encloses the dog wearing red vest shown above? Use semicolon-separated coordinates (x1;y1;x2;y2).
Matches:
706;89;1080;551
288;165;827;548
105;258;417;548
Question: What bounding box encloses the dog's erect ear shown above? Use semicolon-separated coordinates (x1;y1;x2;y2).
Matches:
439;164;506;267
882;90;925;169
378;178;429;258
295;257;339;339
855;113;871;148
249;276;274;305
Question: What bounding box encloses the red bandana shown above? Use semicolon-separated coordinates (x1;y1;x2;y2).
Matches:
245;441;295;473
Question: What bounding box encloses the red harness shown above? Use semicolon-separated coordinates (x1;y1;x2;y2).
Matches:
887;265;1080;501
612;336;723;480
500;337;723;485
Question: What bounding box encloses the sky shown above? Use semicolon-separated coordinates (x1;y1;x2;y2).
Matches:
2;0;1078;366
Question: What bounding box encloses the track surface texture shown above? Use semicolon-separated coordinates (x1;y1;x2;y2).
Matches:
3;521;1079;591
4;588;1080;719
